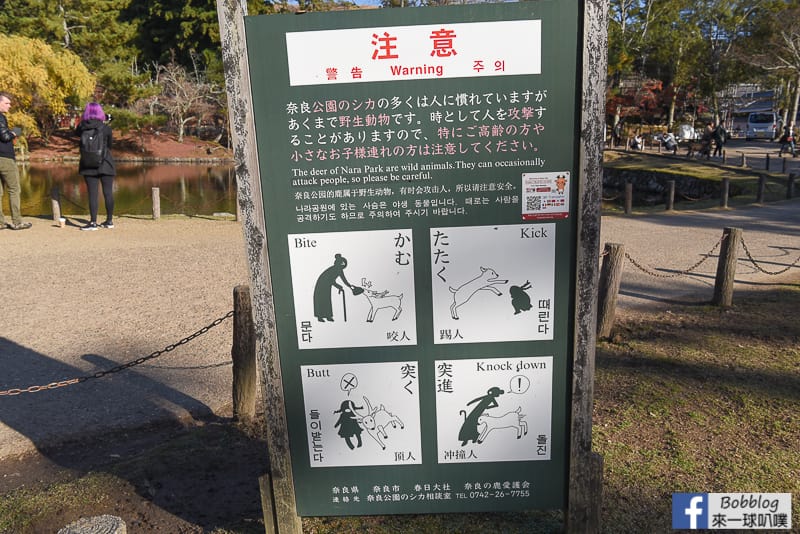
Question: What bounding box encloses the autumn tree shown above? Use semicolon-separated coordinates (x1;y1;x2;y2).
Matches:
0;34;94;140
0;0;143;106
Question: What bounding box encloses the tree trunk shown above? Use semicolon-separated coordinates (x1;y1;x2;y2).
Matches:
792;74;800;127
668;91;677;130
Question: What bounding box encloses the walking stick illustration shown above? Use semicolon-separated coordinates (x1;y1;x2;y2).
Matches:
343;285;364;323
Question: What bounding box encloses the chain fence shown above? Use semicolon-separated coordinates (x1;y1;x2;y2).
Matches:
623;233;800;279
739;237;800;275
624;234;725;278
0;310;234;397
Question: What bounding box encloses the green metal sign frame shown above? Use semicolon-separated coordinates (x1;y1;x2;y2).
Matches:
244;1;582;517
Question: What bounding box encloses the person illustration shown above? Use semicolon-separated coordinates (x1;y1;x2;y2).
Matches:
458;386;505;446
313;253;355;322
334;399;364;450
0;91;31;230
76;102;116;231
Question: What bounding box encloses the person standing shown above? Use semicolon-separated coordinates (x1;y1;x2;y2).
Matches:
779;121;796;157
0;91;31;231
712;122;727;158
76;102;116;231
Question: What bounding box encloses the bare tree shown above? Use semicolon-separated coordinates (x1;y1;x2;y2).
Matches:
156;52;221;142
743;7;800;127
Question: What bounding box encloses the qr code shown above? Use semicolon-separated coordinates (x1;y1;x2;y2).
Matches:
526;195;542;211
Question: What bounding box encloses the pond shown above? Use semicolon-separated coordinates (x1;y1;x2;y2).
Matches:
10;162;237;217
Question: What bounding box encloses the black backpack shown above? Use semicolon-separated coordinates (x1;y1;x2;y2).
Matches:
80;127;105;169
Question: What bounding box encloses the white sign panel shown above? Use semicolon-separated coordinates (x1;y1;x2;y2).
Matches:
288;229;417;349
302;361;422;467
435;356;552;463
430;223;555;344
285;20;541;86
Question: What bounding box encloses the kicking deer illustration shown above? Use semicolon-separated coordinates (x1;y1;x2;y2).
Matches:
449;267;507;320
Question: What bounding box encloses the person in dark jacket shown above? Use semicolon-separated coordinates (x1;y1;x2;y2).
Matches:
76;102;116;231
0;91;31;230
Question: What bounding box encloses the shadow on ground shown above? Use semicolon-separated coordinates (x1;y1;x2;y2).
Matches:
0;338;268;532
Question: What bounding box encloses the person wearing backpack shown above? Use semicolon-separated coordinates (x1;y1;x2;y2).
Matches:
76;102;116;231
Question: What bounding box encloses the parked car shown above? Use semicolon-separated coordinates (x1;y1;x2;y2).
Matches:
746;112;779;140
676;124;698;141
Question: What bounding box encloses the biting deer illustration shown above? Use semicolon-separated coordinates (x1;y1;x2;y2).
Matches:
360;278;403;322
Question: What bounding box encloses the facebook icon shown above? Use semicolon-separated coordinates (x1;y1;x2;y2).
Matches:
672;493;709;529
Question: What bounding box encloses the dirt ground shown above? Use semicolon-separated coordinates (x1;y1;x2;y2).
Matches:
2;132;253;533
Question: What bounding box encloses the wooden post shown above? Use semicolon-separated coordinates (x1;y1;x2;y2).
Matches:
757;175;766;203
596;243;625;338
741;153;746;167
624;183;633;214
782;156;787;174
722;149;727;165
50;187;62;223
567;0;606;530
788;173;796;199
232;285;257;420
712;227;741;307
665;180;675;211
720;178;730;208
765;153;770;171
152;187;161;220
216;0;302;531
259;474;279;534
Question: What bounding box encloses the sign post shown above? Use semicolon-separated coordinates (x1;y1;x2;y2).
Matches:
218;0;606;529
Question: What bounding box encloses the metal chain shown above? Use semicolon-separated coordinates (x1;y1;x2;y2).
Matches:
624;235;725;278
739;236;800;275
0;310;234;397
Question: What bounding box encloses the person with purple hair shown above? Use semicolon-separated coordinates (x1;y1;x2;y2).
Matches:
75;102;116;230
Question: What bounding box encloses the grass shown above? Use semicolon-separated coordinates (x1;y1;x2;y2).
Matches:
1;284;798;533
602;150;794;212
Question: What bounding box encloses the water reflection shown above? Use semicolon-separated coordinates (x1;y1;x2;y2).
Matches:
14;163;237;217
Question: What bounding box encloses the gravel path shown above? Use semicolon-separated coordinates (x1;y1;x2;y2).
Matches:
601;198;800;309
0;216;248;459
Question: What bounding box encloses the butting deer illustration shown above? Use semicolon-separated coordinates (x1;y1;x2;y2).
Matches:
355;395;404;450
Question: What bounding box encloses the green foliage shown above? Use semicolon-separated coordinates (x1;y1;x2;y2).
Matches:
108;108;167;135
0;34;94;138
